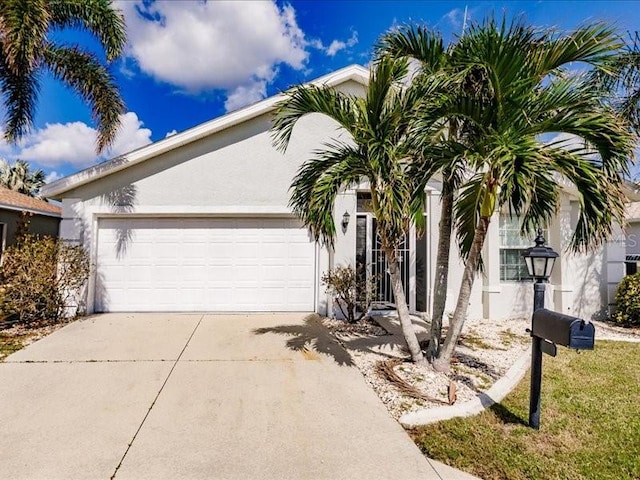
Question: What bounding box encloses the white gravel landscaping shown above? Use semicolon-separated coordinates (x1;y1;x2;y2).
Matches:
323;313;639;420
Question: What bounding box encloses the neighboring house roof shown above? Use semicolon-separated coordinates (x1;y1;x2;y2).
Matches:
41;64;370;200
0;186;61;217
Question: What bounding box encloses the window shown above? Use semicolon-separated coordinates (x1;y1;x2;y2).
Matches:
499;215;534;282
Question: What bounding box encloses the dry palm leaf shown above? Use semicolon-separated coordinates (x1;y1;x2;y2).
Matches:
375;359;449;405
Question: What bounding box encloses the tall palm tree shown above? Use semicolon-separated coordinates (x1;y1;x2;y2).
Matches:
0;0;126;152
425;19;635;371
377;25;470;360
0;158;45;196
271;57;431;365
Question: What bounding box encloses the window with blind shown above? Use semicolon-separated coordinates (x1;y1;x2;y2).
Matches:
499;215;535;282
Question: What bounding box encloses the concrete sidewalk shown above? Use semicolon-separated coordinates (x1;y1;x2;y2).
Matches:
0;313;478;480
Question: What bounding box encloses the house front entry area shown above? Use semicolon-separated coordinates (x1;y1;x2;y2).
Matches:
355;192;429;313
94;217;316;312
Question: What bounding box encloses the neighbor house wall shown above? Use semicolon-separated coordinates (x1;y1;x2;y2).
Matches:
0;209;60;247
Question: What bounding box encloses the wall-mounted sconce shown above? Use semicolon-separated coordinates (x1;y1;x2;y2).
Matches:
341;211;350;230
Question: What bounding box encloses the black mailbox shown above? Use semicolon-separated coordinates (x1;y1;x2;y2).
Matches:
531;309;595;350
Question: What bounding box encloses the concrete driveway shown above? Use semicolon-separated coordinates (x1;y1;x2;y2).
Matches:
0;313;476;480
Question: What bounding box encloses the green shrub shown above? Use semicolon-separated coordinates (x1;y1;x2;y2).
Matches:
0;235;90;324
321;265;377;322
612;273;640;326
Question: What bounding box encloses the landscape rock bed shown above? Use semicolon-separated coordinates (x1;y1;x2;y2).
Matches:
324;314;640;420
324;315;531;419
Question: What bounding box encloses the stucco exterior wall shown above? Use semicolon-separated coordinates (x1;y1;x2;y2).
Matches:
64;113;338;209
425;188;483;321
59;82;361;316
429;195;609;322
625;222;640;255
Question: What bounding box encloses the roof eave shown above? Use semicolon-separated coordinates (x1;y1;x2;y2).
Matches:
0;203;61;218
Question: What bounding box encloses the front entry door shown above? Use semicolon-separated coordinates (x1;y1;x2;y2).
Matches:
356;215;410;308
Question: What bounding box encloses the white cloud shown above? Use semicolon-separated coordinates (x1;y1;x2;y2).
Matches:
444;8;463;28
118;1;359;108
442;7;475;31
18;122;97;167
0;131;14;158
44;171;63;183
165;129;178;138
224;81;267;112
107;112;153;157
17;112;152;168
119;0;308;104
325;31;358;57
310;31;359;57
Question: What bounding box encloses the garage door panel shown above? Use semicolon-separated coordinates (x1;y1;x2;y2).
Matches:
96;217;315;312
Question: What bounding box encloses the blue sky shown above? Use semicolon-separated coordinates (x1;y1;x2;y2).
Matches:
1;0;639;182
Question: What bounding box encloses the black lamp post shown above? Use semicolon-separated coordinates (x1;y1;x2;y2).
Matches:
521;229;558;429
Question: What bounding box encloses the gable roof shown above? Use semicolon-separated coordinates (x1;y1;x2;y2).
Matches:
0;186;61;217
41;64;370;199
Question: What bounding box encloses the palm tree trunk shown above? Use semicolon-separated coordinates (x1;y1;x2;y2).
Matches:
426;182;454;360
433;215;490;372
385;247;427;365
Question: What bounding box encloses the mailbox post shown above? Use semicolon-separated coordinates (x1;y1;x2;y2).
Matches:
522;230;558;429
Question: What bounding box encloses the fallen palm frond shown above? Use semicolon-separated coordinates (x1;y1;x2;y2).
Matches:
375;359;451;405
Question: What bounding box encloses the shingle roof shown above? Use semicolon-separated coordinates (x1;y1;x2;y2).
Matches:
0;186;61;217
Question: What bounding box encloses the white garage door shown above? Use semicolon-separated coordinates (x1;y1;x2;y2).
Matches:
95;217;316;312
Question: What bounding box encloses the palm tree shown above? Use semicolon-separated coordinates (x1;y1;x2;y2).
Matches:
0;158;45;196
595;32;640;137
425;19;635;371
377;25;470;360
271;57;430;365
0;0;126;152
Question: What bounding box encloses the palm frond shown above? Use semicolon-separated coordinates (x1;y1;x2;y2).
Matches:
0;0;49;71
48;0;127;61
454;172;486;262
289;142;365;247
538;23;621;74
365;55;409;136
271;85;357;153
0;51;40;141
42;43;124;152
376;24;447;75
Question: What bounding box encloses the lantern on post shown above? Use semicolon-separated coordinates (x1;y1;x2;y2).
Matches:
521;228;559;429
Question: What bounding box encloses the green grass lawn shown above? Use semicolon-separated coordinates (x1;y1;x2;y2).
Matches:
411;341;640;480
